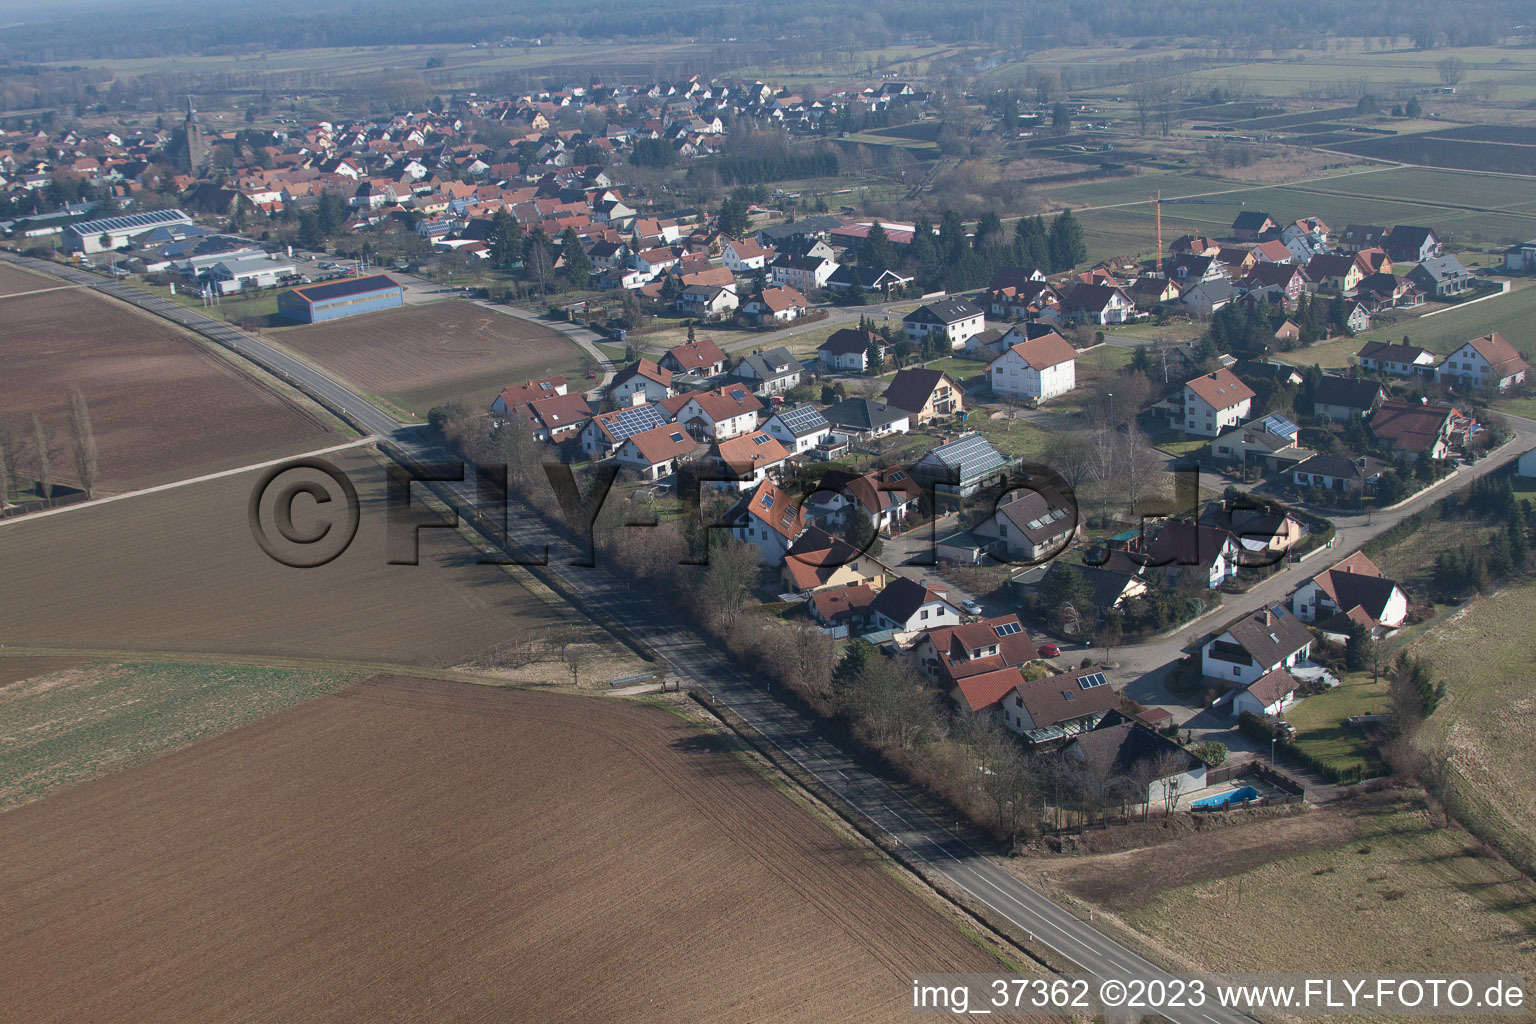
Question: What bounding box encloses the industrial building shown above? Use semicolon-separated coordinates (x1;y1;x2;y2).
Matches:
276;274;404;323
204;254;298;295
63;209;194;254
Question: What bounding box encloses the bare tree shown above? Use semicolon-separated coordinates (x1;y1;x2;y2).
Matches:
1152;750;1190;815
969;714;1039;842
700;536;761;627
1436;56;1466;88
1049;429;1094;493
564;642;601;687
787;625;837;704
67;385;99;498
31;414;52;502
1119;426;1168;516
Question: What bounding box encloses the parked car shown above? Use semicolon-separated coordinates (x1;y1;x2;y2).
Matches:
961;599;982;616
1037;642;1061;658
316;260;336;269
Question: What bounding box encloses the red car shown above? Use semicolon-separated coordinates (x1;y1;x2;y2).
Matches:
1038;642;1061;658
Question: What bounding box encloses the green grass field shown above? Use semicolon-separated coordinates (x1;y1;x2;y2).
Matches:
1054;163;1536;263
1277;281;1536;371
1410;579;1536;873
0;660;353;809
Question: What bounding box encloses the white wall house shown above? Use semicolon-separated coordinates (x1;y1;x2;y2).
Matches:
610;360;674;405
1435;333;1529;392
988;333;1078;402
903;298;986;349
1182;368;1255;437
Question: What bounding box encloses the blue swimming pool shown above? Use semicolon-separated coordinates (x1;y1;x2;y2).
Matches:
1191;786;1260;809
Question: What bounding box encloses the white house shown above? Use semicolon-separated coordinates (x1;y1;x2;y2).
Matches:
903;298;986;349
725;479;806;564
1182;368;1255;437
770;253;836;293
710;430;793;491
610;360;674;405
988;332;1078;402
614;423;701;480
1519;447;1536;479
817;328;884;373
868;576;962;633
1435;333;1529;392
1292;551;1408;635
1231;667;1301;719
674;384;761;440
762;404;831;454
722;237;772;271
1201;605;1314;686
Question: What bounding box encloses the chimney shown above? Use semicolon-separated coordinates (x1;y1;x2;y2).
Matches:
1263;608;1272;626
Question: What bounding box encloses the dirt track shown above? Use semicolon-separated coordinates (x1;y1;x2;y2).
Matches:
0;287;332;492
0;676;1002;1022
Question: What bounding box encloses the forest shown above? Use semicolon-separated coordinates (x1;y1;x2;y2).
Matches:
0;0;1526;65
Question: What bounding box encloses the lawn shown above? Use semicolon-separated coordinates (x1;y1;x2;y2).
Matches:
1283;671;1388;775
1149;430;1209;457
971;413;1053;462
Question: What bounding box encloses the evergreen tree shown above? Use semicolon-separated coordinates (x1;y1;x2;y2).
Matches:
909;215;942;286
1046;209;1086;272
561;228;591;290
717;193;750;238
488;208;523;267
863;220;895;270
866;334;885;374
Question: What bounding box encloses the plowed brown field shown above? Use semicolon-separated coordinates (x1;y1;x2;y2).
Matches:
0;262;61;296
1;285;333;493
0;450;559;666
0;676;1002;1022
272;300;584;415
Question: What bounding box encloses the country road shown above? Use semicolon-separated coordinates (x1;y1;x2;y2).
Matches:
4;250;1265;1024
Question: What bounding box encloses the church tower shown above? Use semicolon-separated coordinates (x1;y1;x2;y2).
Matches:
181;96;211;175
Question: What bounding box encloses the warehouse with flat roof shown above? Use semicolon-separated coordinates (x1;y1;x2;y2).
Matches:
276;274;404;323
63;209;194;254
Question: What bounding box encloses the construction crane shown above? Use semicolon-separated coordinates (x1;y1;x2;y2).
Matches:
1149;193;1247;270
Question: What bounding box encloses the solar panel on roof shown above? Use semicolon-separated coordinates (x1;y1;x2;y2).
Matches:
993;621;1022;637
606;403;668;442
1077;672;1108;689
776;404;828;435
1259;412;1298;438
752;433;773;445
935;433;1007;479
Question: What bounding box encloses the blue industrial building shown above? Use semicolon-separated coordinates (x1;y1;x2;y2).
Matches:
277;274;404;323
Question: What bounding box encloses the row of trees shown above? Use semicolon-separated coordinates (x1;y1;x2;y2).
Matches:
0;388;98;508
850;208;1087;294
432;402;1195;843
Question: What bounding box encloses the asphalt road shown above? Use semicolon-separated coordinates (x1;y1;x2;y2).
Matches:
7;251;1260;1024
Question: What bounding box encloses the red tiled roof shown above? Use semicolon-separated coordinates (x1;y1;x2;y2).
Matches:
1185;368;1255;410
953;666;1024;713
